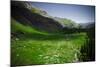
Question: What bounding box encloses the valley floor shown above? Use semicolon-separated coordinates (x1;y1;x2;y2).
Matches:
11;33;87;66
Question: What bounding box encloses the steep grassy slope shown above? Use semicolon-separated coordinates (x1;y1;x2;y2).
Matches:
11;18;48;35
11;1;63;33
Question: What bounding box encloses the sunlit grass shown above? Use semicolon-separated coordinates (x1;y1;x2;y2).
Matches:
11;18;87;66
11;19;48;35
11;33;87;65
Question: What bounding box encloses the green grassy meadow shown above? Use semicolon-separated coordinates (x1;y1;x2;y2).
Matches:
11;19;87;65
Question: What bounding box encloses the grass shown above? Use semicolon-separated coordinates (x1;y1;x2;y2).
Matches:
11;19;87;66
11;33;87;66
11;19;48;35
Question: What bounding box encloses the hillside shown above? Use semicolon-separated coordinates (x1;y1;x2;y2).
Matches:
11;1;80;33
11;1;95;66
54;17;79;28
11;1;64;33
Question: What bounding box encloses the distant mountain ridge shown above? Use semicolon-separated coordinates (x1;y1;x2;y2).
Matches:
79;22;95;29
53;17;80;28
11;1;87;33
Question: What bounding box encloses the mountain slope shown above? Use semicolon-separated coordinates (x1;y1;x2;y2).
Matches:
54;17;79;28
11;18;48;35
11;1;63;33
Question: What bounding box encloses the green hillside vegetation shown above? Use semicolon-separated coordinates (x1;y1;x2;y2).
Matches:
11;18;87;65
11;1;95;66
11;18;48;35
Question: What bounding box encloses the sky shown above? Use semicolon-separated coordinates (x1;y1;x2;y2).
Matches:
31;2;95;23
